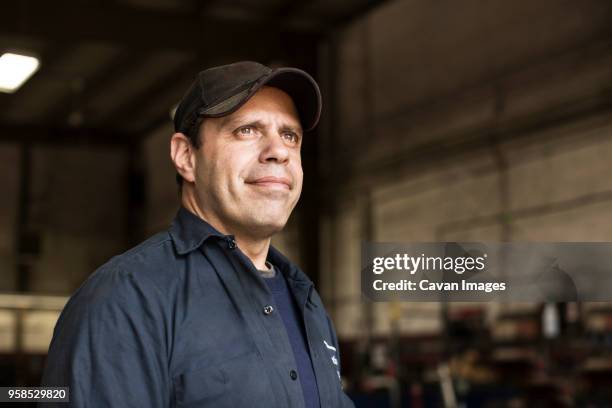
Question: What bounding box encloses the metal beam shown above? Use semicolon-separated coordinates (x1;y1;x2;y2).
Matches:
1;0;321;56
0;123;133;145
43;49;148;125
100;56;204;127
16;142;32;292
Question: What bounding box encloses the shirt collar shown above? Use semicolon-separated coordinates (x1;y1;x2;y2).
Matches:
267;244;312;287
169;206;228;255
268;246;317;308
168;205;314;289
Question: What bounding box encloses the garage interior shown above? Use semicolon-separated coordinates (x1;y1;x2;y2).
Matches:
2;0;612;406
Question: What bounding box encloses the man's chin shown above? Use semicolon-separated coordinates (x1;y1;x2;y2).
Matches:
244;217;288;238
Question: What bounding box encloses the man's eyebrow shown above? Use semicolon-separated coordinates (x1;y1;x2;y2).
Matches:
218;115;302;134
217;114;263;130
217;115;242;130
279;124;303;135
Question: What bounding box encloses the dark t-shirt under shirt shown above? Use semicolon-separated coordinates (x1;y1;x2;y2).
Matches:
259;262;321;408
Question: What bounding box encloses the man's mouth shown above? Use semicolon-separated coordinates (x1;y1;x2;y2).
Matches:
246;176;291;190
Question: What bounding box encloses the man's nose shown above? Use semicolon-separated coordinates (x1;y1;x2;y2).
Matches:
259;132;290;163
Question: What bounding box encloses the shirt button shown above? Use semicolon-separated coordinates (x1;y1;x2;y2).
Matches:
263;305;274;315
227;238;237;249
289;370;298;380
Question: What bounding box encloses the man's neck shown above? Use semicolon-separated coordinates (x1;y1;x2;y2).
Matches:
232;235;271;270
182;196;271;270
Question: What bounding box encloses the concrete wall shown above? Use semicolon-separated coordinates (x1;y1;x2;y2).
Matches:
28;145;128;293
321;0;612;339
0;143;128;295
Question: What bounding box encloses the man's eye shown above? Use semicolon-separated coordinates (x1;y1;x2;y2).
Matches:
239;126;253;135
282;132;299;144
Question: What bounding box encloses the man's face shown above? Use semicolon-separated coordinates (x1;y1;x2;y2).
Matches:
193;86;303;239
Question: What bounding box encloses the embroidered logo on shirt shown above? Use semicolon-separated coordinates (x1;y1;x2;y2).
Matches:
323;340;342;382
323;340;336;351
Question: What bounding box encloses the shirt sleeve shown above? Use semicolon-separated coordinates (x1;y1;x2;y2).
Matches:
39;264;170;408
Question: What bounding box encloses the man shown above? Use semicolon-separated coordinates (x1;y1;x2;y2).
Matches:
41;61;355;408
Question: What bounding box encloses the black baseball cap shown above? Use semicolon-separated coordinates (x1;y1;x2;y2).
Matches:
173;61;322;135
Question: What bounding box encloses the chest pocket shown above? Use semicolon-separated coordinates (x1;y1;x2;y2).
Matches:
173;349;275;408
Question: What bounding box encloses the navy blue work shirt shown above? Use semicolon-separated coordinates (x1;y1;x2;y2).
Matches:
40;206;355;408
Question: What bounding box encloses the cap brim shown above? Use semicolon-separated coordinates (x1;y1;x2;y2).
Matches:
199;67;322;132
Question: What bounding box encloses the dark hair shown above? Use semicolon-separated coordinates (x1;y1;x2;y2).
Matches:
176;117;204;194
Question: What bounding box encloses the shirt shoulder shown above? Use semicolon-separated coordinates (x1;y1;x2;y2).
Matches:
67;231;180;310
106;230;175;272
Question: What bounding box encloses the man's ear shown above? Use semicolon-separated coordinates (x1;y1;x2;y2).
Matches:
170;133;196;183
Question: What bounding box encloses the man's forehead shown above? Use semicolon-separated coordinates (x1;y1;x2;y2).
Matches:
216;86;302;130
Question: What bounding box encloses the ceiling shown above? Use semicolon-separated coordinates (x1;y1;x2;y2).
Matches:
0;0;384;145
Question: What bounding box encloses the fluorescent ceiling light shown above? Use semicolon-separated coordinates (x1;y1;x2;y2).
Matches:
0;53;40;93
